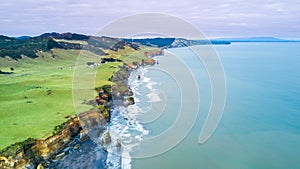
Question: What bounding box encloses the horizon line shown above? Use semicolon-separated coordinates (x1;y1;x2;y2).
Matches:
1;32;300;41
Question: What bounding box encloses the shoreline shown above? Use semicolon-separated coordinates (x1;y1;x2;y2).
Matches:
0;50;160;169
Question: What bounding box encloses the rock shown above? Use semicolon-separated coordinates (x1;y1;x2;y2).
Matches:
31;117;81;159
124;96;135;106
43;161;50;168
116;139;122;151
14;159;28;169
128;90;134;96
37;163;44;169
101;131;111;145
9;161;15;168
53;152;65;161
0;156;8;164
79;130;89;142
74;144;80;150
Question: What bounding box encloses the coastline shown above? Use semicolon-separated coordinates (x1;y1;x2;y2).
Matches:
0;50;161;169
104;57;158;169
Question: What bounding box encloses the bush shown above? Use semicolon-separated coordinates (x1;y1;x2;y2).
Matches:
0;138;36;157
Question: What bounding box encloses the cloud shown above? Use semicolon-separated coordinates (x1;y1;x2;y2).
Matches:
0;19;12;22
0;0;299;38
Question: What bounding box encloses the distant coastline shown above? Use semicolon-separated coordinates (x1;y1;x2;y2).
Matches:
212;37;300;43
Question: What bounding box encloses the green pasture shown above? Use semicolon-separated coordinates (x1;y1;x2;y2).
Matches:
0;46;158;151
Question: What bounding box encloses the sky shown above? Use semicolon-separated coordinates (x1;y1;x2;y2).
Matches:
0;0;299;38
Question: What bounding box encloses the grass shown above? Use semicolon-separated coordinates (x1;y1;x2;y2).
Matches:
95;62;122;86
0;46;159;151
117;46;159;63
53;38;88;45
0;49;79;150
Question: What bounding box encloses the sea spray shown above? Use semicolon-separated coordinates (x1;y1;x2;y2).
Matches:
105;67;152;169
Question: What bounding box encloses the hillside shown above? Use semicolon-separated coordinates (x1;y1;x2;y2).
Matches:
0;32;141;60
0;33;159;152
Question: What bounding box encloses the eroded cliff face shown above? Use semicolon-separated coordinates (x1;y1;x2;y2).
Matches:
32;117;81;159
0;111;109;169
0;86;113;168
111;57;156;106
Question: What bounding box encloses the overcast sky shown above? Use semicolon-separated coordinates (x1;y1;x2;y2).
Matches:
0;0;299;38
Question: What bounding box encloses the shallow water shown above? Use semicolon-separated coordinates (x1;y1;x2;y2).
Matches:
50;139;107;169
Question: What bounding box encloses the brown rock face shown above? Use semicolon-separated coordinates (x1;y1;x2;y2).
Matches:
31;117;81;159
1;116;84;168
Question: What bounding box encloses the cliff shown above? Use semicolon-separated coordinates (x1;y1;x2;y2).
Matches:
0;110;112;168
0;33;161;168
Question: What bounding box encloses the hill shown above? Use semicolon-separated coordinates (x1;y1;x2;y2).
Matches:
0;32;141;59
0;32;159;152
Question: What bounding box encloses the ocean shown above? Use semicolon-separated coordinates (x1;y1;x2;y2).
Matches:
54;42;300;169
129;42;300;169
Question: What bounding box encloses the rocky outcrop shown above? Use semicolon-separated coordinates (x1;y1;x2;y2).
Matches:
0;111;110;169
101;132;112;146
31;117;81;160
144;50;163;57
170;38;191;47
125;96;135;106
111;57;156;105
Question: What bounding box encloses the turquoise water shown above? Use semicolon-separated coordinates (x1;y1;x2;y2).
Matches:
54;42;300;169
131;43;300;169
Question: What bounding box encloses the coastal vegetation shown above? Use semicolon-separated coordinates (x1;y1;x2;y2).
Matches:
0;33;161;168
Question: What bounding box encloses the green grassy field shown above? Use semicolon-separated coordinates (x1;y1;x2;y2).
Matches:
0;46;159;151
0;49;80;150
